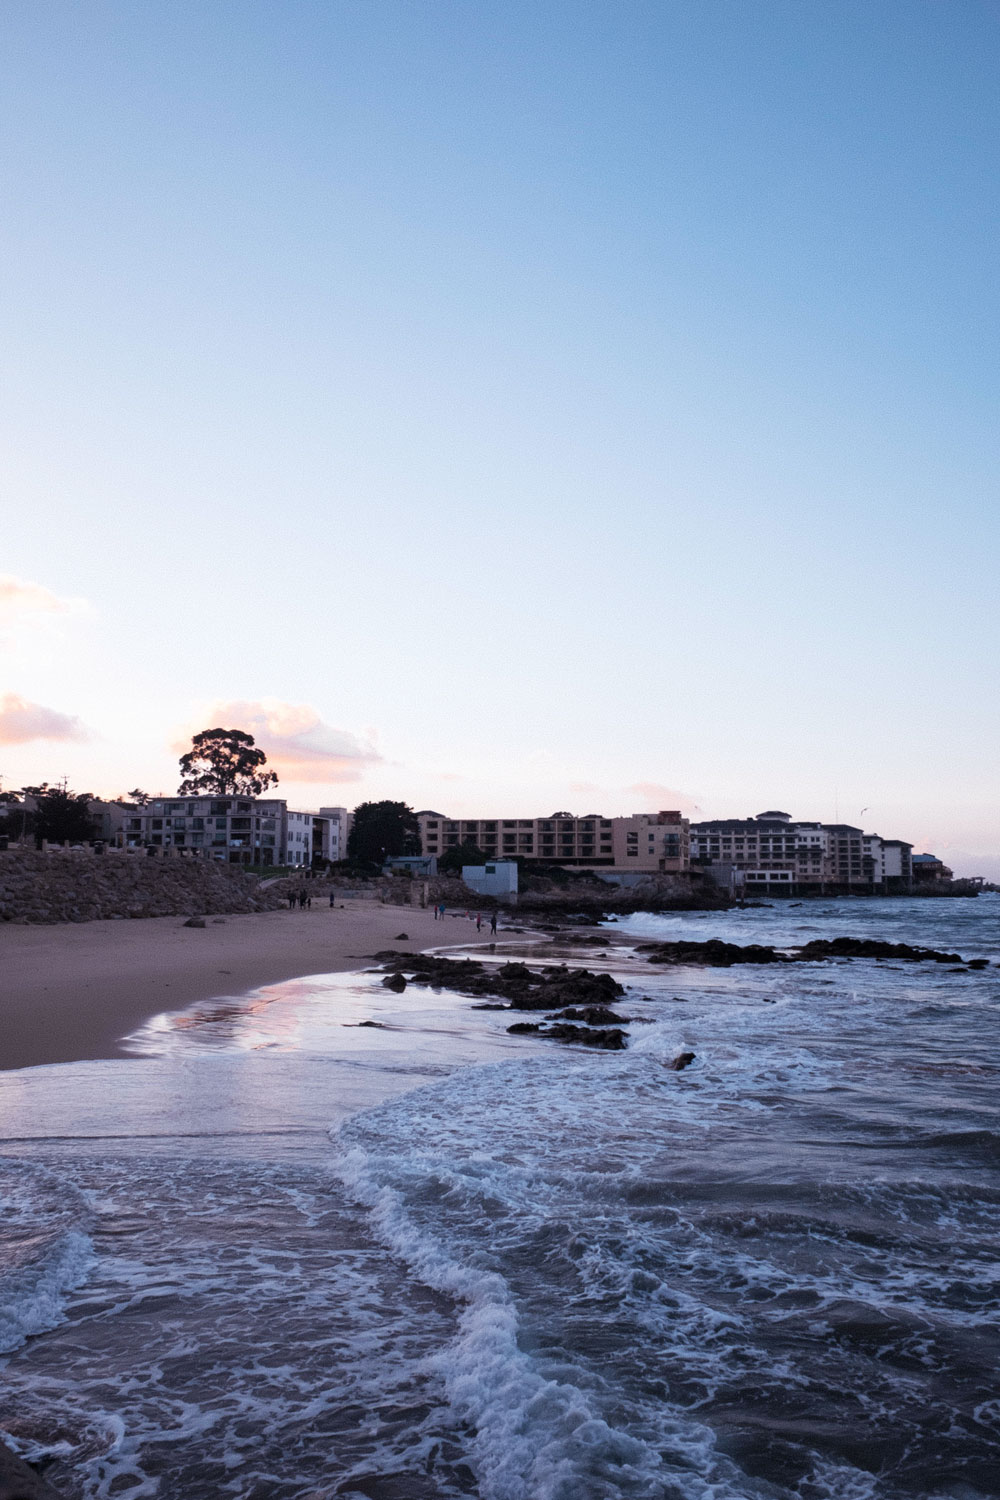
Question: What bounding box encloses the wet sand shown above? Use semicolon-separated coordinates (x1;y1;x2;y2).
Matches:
0;901;495;1071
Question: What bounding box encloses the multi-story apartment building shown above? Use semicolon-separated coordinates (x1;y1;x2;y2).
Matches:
416;810;689;872
690;811;915;893
125;797;350;867
881;839;914;892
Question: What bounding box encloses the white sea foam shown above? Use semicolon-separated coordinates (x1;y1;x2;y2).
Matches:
0;1159;95;1356
334;1132;742;1500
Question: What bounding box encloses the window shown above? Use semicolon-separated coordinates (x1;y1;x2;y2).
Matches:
152;819;163;830
211;801;230;815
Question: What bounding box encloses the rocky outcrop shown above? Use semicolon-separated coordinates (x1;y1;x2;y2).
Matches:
505;1019;627;1049
636;936;984;967
637;939;790;967
371;951;633;1048
0;850;282;925
794;937;965;963
373;952;624;1010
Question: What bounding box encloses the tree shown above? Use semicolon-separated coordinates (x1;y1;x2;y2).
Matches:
439;840;488;873
124;787;151;806
178;728;278;797
347;801;420;864
30;785;97;845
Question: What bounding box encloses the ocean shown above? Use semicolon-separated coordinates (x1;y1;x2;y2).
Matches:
1;896;998;1500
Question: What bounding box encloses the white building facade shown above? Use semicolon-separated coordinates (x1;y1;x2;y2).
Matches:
689;812;914;893
126;797;350;867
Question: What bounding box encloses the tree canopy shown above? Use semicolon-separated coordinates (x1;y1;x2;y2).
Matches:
178;728;278;797
29;785;97;844
346;801;420;864
438;841;488;873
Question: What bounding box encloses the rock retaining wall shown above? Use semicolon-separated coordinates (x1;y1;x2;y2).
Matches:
0;850;283;925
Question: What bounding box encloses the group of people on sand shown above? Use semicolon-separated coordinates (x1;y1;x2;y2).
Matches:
432;904;498;935
287;889;312;910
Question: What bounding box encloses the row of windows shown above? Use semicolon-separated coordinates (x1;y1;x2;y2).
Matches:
430;819;621;833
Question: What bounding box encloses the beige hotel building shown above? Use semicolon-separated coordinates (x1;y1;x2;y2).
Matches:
417;810;689;873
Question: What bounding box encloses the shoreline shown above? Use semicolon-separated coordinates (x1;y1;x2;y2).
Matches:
0;901;499;1073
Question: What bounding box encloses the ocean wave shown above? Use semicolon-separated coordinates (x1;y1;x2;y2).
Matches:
0;1158;94;1356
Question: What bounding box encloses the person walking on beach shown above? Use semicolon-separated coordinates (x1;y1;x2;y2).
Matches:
287;891;295;910
329;892;336;909
476;912;482;932
490;910;497;935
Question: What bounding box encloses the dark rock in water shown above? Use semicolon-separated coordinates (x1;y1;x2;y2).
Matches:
542;1023;628;1050
371;951;625;1012
550;932;612;946
357;1020;387;1028
636;935;975;968
507;1021;542;1033
966;959;989;970
666;1051;696;1071
393;932;409;940
549;1005;628;1026
794;937;964;963
381;972;407;992
183;916;206;928
0;1438;64;1498
639;939;787;967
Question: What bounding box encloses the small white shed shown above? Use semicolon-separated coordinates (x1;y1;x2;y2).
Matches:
462;861;518;902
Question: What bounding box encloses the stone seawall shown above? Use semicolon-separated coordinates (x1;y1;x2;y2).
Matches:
0;850;283;925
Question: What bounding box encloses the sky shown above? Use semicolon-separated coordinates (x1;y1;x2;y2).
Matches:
1;1;997;874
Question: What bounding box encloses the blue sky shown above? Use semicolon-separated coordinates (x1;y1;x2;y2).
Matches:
2;2;997;871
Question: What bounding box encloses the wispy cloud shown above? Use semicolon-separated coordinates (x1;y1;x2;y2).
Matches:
174;699;381;783
627;782;701;816
0;694;90;745
0;575;89;643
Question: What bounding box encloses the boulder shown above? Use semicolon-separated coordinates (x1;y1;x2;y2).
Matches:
0;1439;64;1499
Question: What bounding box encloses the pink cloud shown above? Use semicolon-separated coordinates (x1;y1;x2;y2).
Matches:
174;700;380;783
0;575;88;638
0;694;89;745
627;782;702;816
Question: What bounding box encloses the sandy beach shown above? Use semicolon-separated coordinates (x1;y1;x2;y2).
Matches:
0;900;496;1072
